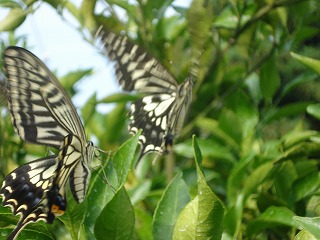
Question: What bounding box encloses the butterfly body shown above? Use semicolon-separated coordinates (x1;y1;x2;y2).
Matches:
97;28;193;158
1;47;95;239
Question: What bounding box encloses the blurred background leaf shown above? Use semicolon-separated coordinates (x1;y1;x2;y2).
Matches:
1;0;320;239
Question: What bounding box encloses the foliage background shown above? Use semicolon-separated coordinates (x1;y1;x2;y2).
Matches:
1;0;320;239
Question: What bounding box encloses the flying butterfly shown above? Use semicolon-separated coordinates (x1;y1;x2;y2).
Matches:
0;47;95;240
96;26;193;159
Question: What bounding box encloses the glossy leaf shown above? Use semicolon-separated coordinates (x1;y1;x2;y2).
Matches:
0;7;27;31
293;216;320;239
173;196;198;240
153;172;190;240
307;104;320;120
247;206;299;235
193;136;224;239
260;53;281;100
113;131;140;190
291;52;320;75
94;187;134;240
173;135;225;239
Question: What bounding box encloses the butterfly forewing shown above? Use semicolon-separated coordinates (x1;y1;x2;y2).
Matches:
97;28;193;157
97;29;178;93
3;47;86;148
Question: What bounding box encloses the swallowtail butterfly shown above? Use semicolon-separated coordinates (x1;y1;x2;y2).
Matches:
96;27;193;159
0;47;95;239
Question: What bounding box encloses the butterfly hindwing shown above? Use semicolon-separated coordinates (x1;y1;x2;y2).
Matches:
129;93;176;154
0;156;59;239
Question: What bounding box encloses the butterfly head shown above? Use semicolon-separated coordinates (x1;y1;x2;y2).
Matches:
86;141;95;161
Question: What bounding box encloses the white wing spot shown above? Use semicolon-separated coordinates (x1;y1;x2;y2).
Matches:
5;186;13;193
131;69;146;80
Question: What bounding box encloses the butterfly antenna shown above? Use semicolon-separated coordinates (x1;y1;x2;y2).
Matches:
90;165;116;193
91;148;116;193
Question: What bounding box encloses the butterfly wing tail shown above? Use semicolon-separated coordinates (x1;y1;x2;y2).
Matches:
6;221;26;240
7;208;46;240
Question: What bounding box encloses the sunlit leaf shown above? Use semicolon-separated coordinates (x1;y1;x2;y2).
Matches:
293;216;320;239
173;196;198;240
260;53;281;100
307;104;320;120
153;172;190;240
291;52;320;75
0;7;27;31
113;131;140;189
247;206;298;235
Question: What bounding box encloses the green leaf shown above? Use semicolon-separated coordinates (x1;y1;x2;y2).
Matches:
98;93;142;104
81;93;97;124
194;117;239;152
291;52;320;75
80;0;97;31
128;179;152;205
59;195;87;240
293;171;320;201
223;194;244;239
227;153;255;204
218;109;243;148
174;138;236;163
245;73;262;104
307;103;320;120
99;103;127;143
153;172;190;240
274;161;296;206
247;206;299;235
295;229;317;240
266;102;310;122
113;131;140;189
60;68;93;96
83;156;116;236
280;72;317;99
173;136;225;239
0;7;27;31
281;130;318;150
293;216;320;239
173;196;198;240
9;226;54;240
0;207;54;240
135;207;153;240
214;7;238;29
279;142;320;162
194;136;224;239
260;53;281;100
243;162;274;201
94;187;134;240
187;0;213;79
147;0;174;19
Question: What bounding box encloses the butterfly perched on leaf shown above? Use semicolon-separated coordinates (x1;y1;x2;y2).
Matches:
0;47;96;240
96;26;193;159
